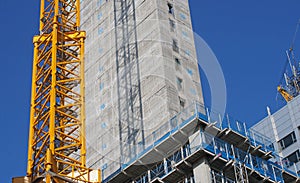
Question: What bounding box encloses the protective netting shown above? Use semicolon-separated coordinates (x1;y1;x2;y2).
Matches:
80;0;203;179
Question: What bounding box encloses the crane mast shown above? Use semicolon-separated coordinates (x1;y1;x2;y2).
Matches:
26;0;99;182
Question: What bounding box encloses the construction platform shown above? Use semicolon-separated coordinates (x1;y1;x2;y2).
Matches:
101;102;300;183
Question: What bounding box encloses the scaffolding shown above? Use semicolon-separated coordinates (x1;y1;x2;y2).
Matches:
234;162;249;183
101;102;300;183
113;0;145;164
211;170;235;183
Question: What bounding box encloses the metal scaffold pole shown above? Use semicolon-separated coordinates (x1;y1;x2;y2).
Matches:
234;161;249;183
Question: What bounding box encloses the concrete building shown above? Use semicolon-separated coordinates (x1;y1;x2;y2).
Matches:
81;0;203;177
80;0;300;182
252;95;300;175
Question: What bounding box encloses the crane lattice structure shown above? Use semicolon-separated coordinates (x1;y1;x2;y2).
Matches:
26;0;99;182
278;20;300;102
278;48;300;102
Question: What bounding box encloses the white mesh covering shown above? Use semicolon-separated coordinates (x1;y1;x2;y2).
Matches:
80;0;203;179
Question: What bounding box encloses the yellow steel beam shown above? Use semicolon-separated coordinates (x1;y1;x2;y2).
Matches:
33;31;86;43
80;35;86;167
27;42;39;176
278;86;293;102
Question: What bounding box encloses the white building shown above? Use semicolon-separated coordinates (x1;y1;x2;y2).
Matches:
252;95;300;175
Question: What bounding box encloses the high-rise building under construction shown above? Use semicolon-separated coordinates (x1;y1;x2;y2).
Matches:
79;0;300;183
81;0;203;175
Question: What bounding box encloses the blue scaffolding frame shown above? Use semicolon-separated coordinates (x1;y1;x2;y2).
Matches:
101;102;300;183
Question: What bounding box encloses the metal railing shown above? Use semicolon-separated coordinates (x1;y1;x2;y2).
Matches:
101;101;298;182
211;169;235;183
131;130;293;183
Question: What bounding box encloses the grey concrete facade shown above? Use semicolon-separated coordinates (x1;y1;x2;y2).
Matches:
80;0;204;178
252;95;300;174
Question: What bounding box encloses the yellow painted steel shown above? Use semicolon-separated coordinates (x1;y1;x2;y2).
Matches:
278;86;293;102
27;0;100;182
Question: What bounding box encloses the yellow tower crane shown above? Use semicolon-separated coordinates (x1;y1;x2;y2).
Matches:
277;20;300;103
277;86;293;102
23;0;100;182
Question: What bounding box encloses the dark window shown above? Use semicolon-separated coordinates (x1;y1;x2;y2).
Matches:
176;77;183;91
168;3;174;15
173;39;179;53
179;97;185;109
283;150;300;167
175;58;181;70
278;131;297;150
169;18;175;32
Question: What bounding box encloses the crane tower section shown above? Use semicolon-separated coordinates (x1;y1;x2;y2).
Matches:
26;0;98;182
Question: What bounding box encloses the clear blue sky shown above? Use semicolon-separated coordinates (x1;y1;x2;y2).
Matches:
0;0;299;182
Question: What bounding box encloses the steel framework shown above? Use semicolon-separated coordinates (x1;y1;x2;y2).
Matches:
278;20;300;102
113;0;145;164
234;162;249;183
26;0;99;182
